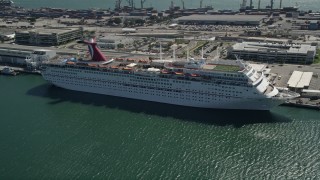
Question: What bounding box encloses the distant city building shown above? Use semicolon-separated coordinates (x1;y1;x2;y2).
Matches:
174;15;265;26
15;27;83;46
230;42;317;64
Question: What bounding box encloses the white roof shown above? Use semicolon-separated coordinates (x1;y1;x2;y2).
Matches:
296;72;313;88
250;63;266;72
287;71;303;88
287;71;313;88
233;42;317;54
169;23;178;27
302;89;320;93
122;28;136;32
127;63;137;67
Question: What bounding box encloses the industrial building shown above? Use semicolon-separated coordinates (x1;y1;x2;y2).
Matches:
15;27;83;46
174;15;265;26
97;36;134;49
230;42;317;64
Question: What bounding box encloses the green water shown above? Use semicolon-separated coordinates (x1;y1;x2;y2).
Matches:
0;75;319;179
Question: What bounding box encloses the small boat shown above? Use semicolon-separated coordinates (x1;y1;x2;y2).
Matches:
1;67;17;76
115;58;124;61
190;74;200;77
174;72;184;75
161;70;169;74
127;59;135;62
88;64;98;67
66;61;76;65
123;67;132;70
138;60;148;63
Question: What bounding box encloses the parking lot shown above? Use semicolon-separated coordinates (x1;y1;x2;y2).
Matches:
268;63;320;90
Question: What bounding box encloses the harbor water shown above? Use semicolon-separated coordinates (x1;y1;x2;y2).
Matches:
12;0;320;11
0;75;319;179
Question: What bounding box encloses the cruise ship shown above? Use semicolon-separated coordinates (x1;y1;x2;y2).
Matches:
40;39;299;110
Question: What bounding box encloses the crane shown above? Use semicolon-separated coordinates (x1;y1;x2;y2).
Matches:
249;0;253;9
126;0;134;9
181;0;185;9
270;0;274;10
140;0;146;8
241;0;247;9
115;0;122;10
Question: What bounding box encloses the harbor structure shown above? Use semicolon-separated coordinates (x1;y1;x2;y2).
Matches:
0;48;32;65
0;48;56;67
97;35;134;49
230;42;317;64
15;27;83;46
174;15;265;26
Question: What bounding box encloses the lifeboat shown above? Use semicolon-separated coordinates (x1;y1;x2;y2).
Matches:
76;62;88;66
123;67;132;70
88;64;97;67
98;64;107;68
127;59;135;62
190;73;200;77
66;61;75;65
174;72;184;75
138;60;148;63
161;70;169;74
115;58;124;61
111;66;118;69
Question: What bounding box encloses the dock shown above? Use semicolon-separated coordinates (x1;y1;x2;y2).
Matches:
282;98;320;110
0;65;41;75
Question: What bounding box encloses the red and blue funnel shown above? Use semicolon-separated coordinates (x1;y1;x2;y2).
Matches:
84;38;108;61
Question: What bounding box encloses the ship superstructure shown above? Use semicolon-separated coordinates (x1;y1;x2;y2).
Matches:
41;40;299;110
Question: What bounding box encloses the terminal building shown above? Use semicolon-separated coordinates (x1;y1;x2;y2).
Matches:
174;15;265;26
230;42;317;64
0;48;56;67
15;27;83;46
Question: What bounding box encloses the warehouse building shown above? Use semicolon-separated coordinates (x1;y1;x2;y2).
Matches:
15;27;83;46
174;15;265;26
230;42;317;64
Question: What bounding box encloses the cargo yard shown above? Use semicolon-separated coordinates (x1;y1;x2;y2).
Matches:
1;0;320;109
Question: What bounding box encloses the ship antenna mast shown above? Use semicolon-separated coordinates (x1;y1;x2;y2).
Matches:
187;47;189;61
160;42;162;61
172;44;177;61
201;47;204;59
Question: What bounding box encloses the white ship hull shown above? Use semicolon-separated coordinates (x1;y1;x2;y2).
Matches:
41;66;285;110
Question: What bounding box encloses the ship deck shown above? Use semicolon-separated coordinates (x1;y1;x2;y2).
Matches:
46;56;246;75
